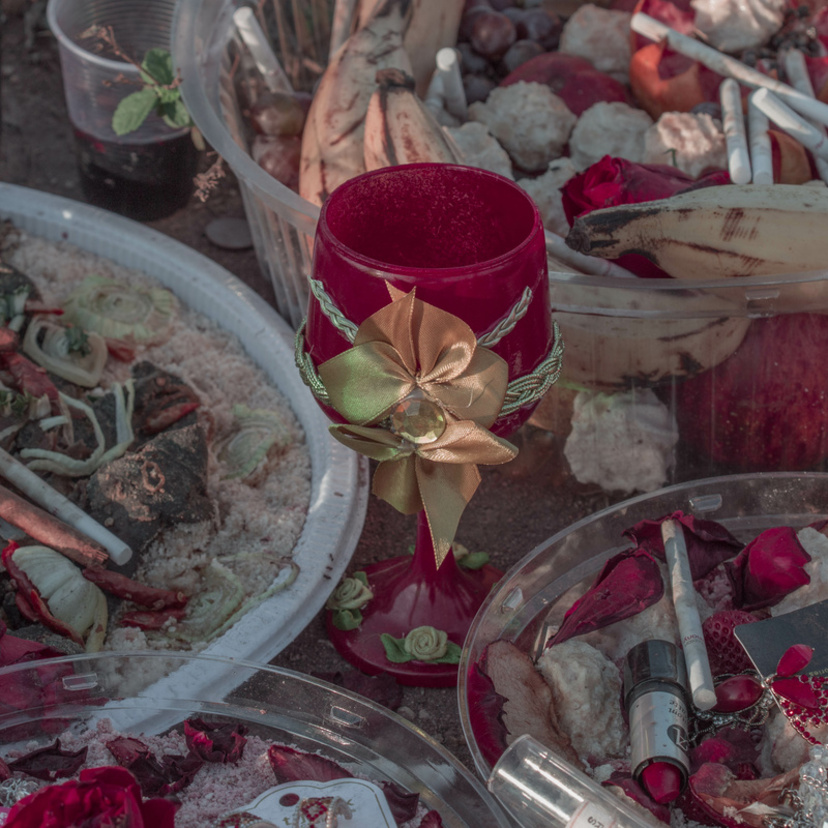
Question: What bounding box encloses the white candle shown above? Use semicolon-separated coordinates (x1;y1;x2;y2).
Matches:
631;13;828;128
720;78;752;185
748;92;774;185
661;518;717;711
751;87;828;162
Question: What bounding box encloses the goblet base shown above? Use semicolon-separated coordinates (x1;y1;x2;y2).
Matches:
327;551;502;688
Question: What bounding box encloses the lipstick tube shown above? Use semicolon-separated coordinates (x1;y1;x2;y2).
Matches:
623;639;691;804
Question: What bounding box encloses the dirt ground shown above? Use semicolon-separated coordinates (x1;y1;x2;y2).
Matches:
0;4;617;775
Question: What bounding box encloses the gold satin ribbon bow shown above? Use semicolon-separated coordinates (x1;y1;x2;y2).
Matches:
317;287;517;567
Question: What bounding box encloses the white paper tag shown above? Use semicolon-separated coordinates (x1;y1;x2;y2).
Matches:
217;778;397;827
569;800;621;828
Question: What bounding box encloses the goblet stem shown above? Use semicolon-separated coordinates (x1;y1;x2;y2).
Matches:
327;510;503;687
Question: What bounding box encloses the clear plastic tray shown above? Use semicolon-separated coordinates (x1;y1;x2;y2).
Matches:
458;471;828;778
0;652;511;827
0;183;368;680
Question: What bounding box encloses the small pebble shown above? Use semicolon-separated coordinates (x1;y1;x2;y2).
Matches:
205;216;253;251
397;706;415;721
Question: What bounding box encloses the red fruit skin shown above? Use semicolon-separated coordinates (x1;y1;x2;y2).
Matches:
676;314;828;472
500;52;631;116
702;610;758;676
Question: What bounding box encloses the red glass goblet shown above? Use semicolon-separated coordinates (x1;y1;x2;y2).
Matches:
302;163;555;686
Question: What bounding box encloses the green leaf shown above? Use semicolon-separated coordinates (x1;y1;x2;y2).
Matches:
331;608;362;632
112;87;158;136
160;98;192;130
432;641;462;664
141;48;175;86
380;633;412;664
354;571;369;588
458;551;490;570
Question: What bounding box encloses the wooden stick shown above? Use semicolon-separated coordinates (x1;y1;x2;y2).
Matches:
631;13;828;128
233;7;292;93
0;480;114;568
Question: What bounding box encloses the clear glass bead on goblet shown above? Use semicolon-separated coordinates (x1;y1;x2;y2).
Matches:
302;163;554;686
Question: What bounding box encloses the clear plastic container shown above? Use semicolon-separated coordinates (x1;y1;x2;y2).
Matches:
48;0;198;220
172;0;321;329
457;471;828;779
0;652;511;827
171;0;828;488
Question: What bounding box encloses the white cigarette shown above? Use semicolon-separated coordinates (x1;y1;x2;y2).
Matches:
631;13;828;128
0;446;132;565
233;6;292;93
751;87;828;162
720;78;752;185
661;518;717;711
547;230;638;278
424;71;445;118
748;92;774;184
436;47;468;121
782;48;828;183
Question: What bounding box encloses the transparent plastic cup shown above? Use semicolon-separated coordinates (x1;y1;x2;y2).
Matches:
47;0;198;221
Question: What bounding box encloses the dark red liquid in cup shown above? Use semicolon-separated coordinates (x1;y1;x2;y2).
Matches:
305;163;552;436
74;128;199;222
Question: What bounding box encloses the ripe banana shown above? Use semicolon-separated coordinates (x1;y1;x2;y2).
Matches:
565;183;828;280
355;0;464;98
363;68;464;171
299;0;413;207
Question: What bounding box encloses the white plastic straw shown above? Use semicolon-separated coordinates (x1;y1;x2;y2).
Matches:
748;92;775;184
0;446;132;565
436;47;468;120
662;518;717;711
631;13;828;128
782;48;828;183
719;78;751;185
233;6;292;93
751;87;828;161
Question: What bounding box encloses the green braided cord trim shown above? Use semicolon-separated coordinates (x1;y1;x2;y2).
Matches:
309;278;359;343
500;321;564;416
294;319;564;417
295;320;331;406
310;279;531;350
477;286;533;349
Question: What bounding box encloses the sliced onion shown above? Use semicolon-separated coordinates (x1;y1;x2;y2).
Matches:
217;404;292;480
168;560;244;643
12;545;108;645
22;317;108;388
62;274;177;344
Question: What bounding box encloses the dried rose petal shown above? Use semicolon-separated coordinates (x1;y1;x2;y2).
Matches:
267;744;352;783
418;811;445;828
465;660;508;768
159;752;204;795
624;511;742;580
690;728;761;777
378;780;420;825
771;677;821;709
776;644;814;677
184;718;247;763
726;526;810;610
8;739;87;781
603;773;672;824
550;550;664;645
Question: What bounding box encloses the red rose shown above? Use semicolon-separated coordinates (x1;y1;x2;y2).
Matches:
6;766;177;828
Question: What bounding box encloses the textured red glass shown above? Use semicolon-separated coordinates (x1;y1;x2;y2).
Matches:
305;163;552;435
